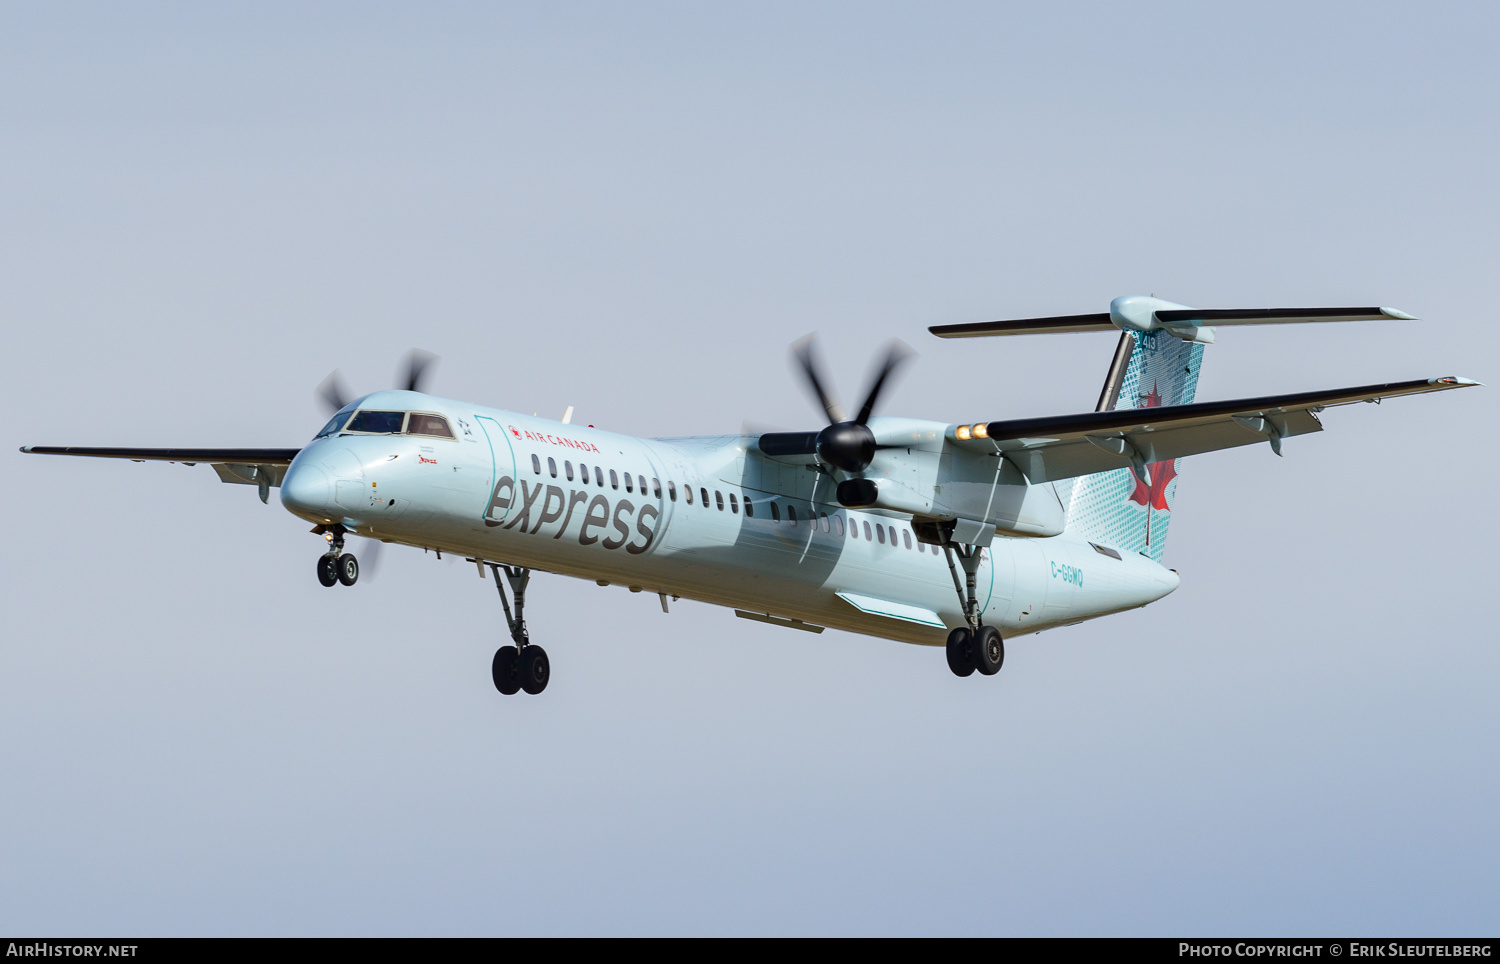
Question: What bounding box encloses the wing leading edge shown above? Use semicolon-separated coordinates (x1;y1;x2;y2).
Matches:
20;446;300;463
20;446;302;502
953;377;1478;484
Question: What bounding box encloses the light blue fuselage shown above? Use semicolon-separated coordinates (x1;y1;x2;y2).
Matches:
281;391;1179;646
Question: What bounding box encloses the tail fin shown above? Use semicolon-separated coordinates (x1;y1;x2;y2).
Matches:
1064;331;1204;562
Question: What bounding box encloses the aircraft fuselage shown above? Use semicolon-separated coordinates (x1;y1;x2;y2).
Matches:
281;390;1180;645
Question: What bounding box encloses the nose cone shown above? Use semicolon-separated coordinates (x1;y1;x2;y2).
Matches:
280;460;334;523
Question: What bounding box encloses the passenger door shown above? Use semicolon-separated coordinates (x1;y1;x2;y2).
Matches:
474;416;519;527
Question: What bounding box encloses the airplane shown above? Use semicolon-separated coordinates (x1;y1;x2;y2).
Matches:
21;295;1478;696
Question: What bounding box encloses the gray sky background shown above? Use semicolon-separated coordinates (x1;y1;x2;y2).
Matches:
3;2;1496;935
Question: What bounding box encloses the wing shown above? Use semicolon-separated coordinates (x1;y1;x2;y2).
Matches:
20;446;302;502
953;377;1477;483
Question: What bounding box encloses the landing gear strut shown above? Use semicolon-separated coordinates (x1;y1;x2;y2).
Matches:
314;524;358;587
483;562;549;696
941;541;1004;678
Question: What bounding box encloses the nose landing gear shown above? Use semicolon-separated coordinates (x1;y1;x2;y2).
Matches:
480;561;549;696
312;524;359;588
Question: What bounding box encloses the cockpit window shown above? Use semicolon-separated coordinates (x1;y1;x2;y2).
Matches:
346;410;405;434
406;413;455;438
315;412;352;438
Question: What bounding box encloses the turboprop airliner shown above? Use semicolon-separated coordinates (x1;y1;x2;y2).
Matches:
22;296;1478;695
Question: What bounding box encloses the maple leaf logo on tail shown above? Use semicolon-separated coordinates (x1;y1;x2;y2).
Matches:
1124;382;1179;544
1064;332;1203;563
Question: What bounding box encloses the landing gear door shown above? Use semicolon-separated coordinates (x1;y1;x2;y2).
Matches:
474;416;519;528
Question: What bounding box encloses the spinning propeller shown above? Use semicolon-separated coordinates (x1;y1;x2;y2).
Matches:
316;349;438;416
759;336;912;474
312;349;440;580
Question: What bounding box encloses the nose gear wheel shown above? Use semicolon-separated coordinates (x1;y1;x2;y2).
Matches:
313;524;358;587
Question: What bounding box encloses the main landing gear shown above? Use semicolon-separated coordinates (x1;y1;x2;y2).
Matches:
481;561;549;696
313;525;359;587
941;541;1005;679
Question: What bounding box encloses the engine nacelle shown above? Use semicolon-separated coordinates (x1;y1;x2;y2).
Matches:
836;470;1065;541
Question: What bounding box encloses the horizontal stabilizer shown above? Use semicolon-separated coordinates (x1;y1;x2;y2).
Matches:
1154;306;1415;327
931;297;1417;339
21;446;301;464
952;377;1478;484
929;313;1115;338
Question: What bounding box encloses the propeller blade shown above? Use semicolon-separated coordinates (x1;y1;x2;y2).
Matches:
791;335;846;424
402;349;439;393
317;371;350;415
853;340;913;425
358;536;385;582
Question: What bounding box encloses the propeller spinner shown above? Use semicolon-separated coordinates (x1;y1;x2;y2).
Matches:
760;336;912;474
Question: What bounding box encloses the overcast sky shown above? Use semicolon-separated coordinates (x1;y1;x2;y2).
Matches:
3;2;1496;935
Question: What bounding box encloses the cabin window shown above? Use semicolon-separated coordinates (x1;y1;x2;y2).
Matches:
625;474;634;493
744;497;753;518
638;475;647;495
788;504;798;526
565;461;574;482
729;493;738;514
820;513;830;533
547;457;557;479
668;481;677;501
902;529;912;550
579;463;589;484
862;521;872;541
531;454;541;475
652;479;661;499
833;516;844;537
610;469;619;490
594;466;604;487
876;525;886;545
700;487;709;507
715;491;724;510
770;502;779;522
346;410;404;434
888;526;898;545
685;486;693;504
406;413;455;438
